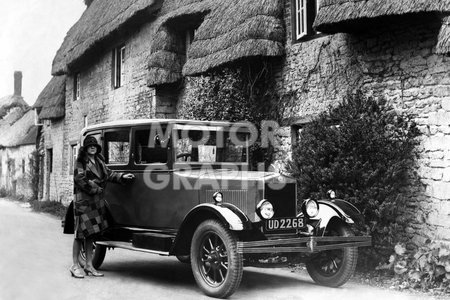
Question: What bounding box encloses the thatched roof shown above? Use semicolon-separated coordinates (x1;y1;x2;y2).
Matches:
314;0;450;33
33;76;66;120
0;95;29;123
436;16;450;54
147;0;285;86
52;0;162;75
0;110;36;148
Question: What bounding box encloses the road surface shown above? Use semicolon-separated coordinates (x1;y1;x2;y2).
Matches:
0;198;441;300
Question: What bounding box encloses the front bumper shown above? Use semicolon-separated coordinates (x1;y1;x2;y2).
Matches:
237;236;372;254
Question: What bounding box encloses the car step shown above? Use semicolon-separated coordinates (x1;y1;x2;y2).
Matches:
131;232;175;252
96;241;170;256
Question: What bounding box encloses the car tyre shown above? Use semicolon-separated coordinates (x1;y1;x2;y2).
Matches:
306;223;358;287
191;219;243;298
78;242;107;270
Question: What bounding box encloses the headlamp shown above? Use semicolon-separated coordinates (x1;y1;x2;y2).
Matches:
302;199;319;218
256;200;274;220
212;192;223;204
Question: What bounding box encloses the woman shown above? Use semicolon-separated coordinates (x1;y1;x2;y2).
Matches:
69;135;134;278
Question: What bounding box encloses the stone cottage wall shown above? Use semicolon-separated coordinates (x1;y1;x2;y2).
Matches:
0;145;36;199
41;119;72;204
45;21;164;206
278;1;450;247
65;21;158;144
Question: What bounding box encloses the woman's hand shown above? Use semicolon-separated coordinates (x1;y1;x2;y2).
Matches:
122;173;135;181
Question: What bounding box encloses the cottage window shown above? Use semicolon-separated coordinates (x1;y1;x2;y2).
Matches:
70;144;78;174
22;159;25;175
47;149;53;174
74;73;80;101
113;45;125;88
185;29;196;58
293;0;321;41
291;122;339;149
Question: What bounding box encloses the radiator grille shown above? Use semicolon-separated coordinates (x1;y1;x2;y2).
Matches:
204;190;251;215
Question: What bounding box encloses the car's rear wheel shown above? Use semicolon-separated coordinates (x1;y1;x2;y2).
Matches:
78;241;107;270
191;220;243;298
306;222;358;287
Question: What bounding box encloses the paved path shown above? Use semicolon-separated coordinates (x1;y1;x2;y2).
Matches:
0;198;441;300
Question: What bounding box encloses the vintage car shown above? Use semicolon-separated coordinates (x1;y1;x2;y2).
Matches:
77;119;371;298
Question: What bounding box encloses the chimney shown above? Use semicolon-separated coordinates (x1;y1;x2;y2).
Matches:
14;71;22;96
84;0;94;7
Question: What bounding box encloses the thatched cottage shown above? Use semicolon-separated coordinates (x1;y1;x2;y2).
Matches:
0;72;38;199
33;76;67;202
42;0;450;248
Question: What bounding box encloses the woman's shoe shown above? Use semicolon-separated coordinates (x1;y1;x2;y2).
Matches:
84;267;104;277
70;265;85;278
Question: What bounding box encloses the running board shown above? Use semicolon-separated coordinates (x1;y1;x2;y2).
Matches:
96;241;170;256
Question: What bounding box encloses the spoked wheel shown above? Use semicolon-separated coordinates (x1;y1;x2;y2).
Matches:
191;220;243;298
306;223;358;287
78;241;107;270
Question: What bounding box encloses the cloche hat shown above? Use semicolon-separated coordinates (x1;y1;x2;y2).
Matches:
83;136;102;152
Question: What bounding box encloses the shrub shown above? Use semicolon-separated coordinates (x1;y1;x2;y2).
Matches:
30;200;67;219
0;187;8;197
286;91;421;268
377;242;450;293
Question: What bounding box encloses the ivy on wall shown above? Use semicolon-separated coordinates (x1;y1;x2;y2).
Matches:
177;61;281;168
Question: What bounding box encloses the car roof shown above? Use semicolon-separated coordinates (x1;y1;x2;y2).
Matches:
80;119;252;135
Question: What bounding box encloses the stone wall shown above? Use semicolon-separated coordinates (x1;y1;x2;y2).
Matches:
48;21;161;205
278;1;450;246
41;119;72;204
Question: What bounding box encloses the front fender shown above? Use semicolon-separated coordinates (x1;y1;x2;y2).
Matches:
170;203;251;255
309;199;364;235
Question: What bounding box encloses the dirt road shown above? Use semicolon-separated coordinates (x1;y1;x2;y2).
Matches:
0;198;440;300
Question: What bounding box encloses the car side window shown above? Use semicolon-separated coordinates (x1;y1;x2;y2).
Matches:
134;129;168;164
104;129;130;165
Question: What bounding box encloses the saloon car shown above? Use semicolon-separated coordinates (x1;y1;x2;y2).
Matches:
77;119;371;298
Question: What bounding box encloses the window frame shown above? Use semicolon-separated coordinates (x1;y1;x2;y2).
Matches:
69;143;78;175
47;148;53;174
103;128;131;168
131;126;170;170
292;0;322;42
112;45;126;89
74;73;80;101
185;28;197;58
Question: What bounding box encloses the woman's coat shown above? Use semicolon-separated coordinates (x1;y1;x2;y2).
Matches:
64;152;123;238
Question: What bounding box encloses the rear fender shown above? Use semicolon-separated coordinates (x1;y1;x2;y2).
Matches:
170;203;251;255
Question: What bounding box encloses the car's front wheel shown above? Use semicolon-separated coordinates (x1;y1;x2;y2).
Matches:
306;222;358;287
191;219;243;298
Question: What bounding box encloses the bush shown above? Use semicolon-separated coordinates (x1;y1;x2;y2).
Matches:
30;200;67;219
0;187;8;197
286;91;421;268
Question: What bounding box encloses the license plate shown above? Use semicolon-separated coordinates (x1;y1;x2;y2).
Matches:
265;217;305;231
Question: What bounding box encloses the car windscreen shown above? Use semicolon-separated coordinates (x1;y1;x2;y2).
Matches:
174;129;248;163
